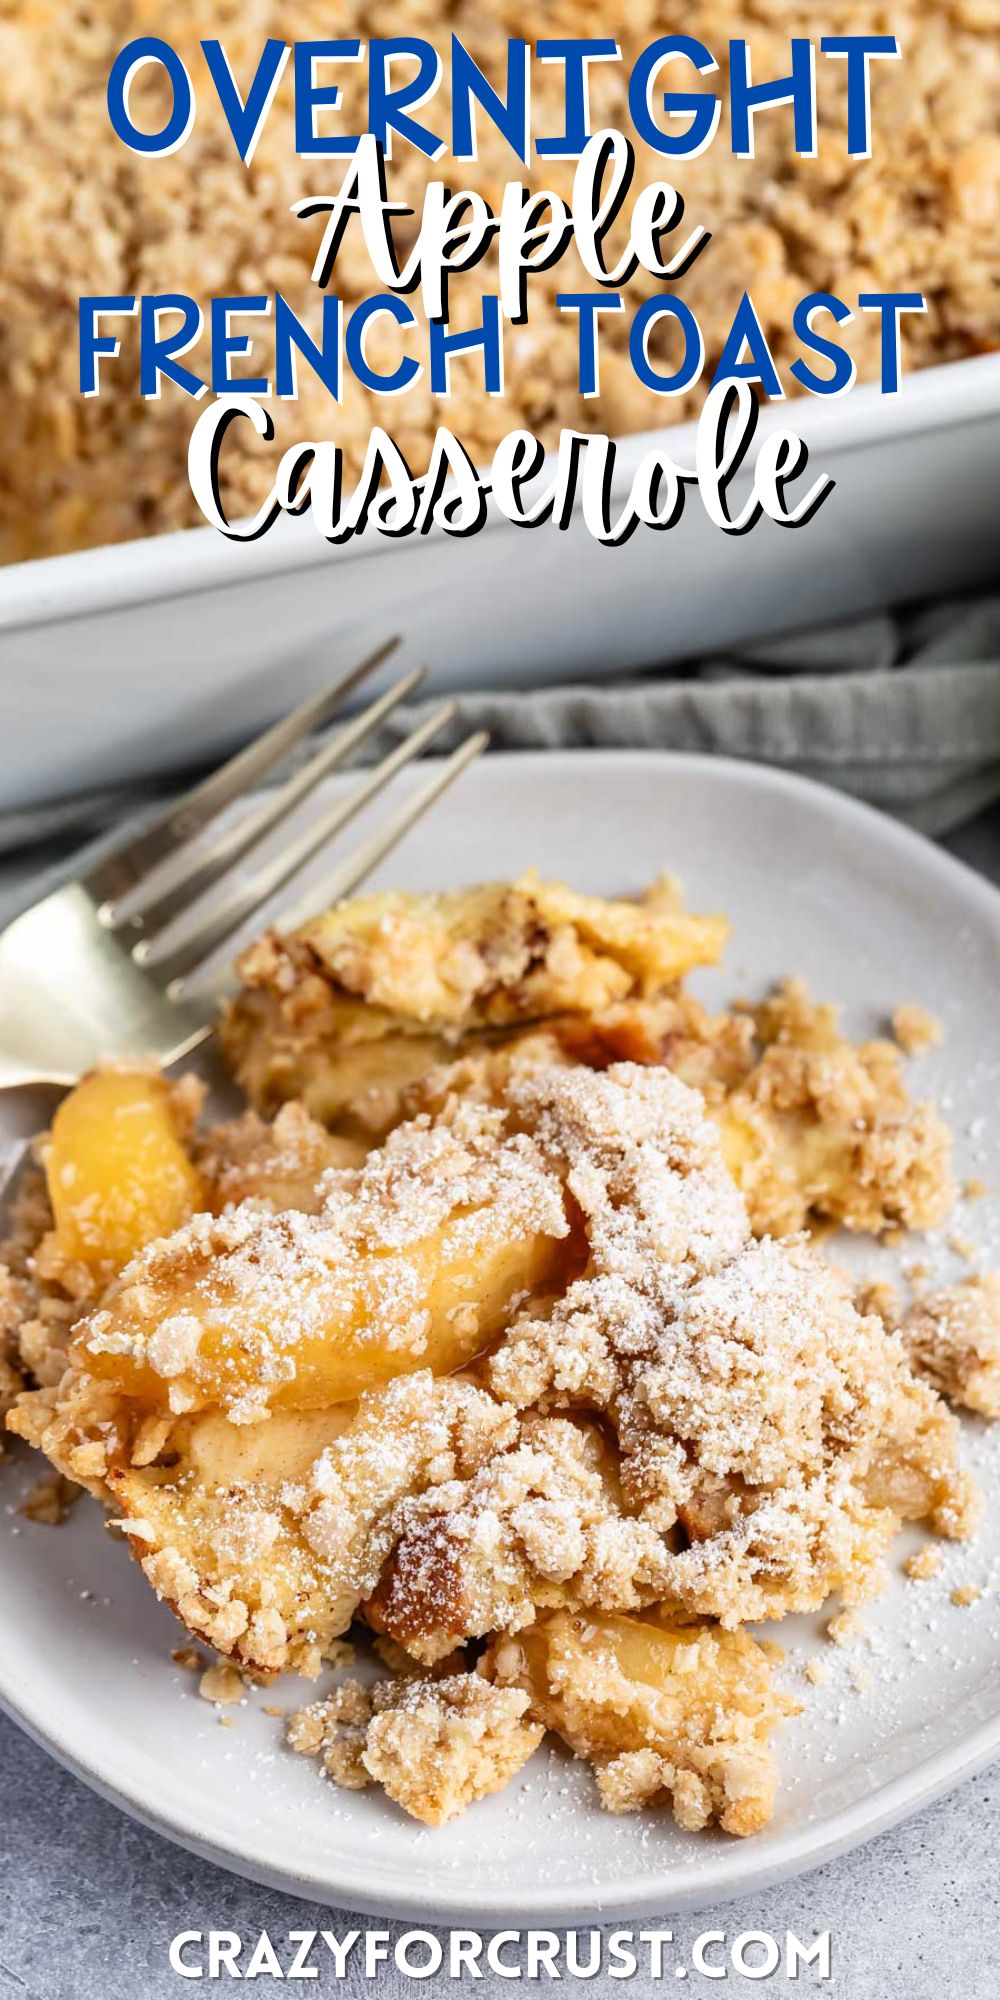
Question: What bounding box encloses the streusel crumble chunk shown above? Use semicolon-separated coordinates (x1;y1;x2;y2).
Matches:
898;1275;1000;1419
221;873;728;1134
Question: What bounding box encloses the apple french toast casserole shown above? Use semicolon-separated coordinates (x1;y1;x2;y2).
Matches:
2;872;998;1833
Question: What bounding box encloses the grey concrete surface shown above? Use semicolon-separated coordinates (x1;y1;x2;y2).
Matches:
1;803;998;2000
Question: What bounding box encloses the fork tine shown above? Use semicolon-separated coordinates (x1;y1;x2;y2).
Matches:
218;730;490;958
107;663;427;932
84;636;400;913
143;701;463;986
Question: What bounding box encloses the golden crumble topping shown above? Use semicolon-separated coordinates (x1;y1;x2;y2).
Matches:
223;884;956;1243
903;1545;943;1582
721;980;955;1238
192;1102;366;1214
289;1673;543;1824
484;1066;973;1626
288;1679;375;1791
369;1413;674;1664
368;1675;543;1824
892;1005;944;1056
0;1163;77;1412
286;876;726;1025
221;874;727;1134
899;1275;1000;1419
0;1263;31;1420
951;1583;982;1607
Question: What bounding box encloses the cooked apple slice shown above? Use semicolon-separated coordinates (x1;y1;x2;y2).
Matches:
72;1113;571;1416
513;1609;774;1755
42;1070;204;1282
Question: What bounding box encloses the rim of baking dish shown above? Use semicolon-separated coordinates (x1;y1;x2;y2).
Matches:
2;351;999;637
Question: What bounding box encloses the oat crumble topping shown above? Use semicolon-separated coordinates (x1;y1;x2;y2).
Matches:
900;1276;1000;1418
904;1546;943;1582
892;1005;944;1056
950;1583;981;1606
199;1661;245;1705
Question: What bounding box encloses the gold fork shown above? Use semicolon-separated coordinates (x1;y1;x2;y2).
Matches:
0;638;486;1091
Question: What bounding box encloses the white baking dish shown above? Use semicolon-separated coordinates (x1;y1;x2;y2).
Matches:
2;351;999;815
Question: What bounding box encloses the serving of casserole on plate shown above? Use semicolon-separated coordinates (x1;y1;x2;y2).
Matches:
2;752;1000;1918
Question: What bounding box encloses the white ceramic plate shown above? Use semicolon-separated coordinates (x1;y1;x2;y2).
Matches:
2;749;1000;1922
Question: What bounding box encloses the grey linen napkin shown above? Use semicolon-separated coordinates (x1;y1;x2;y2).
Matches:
4;593;1000;880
